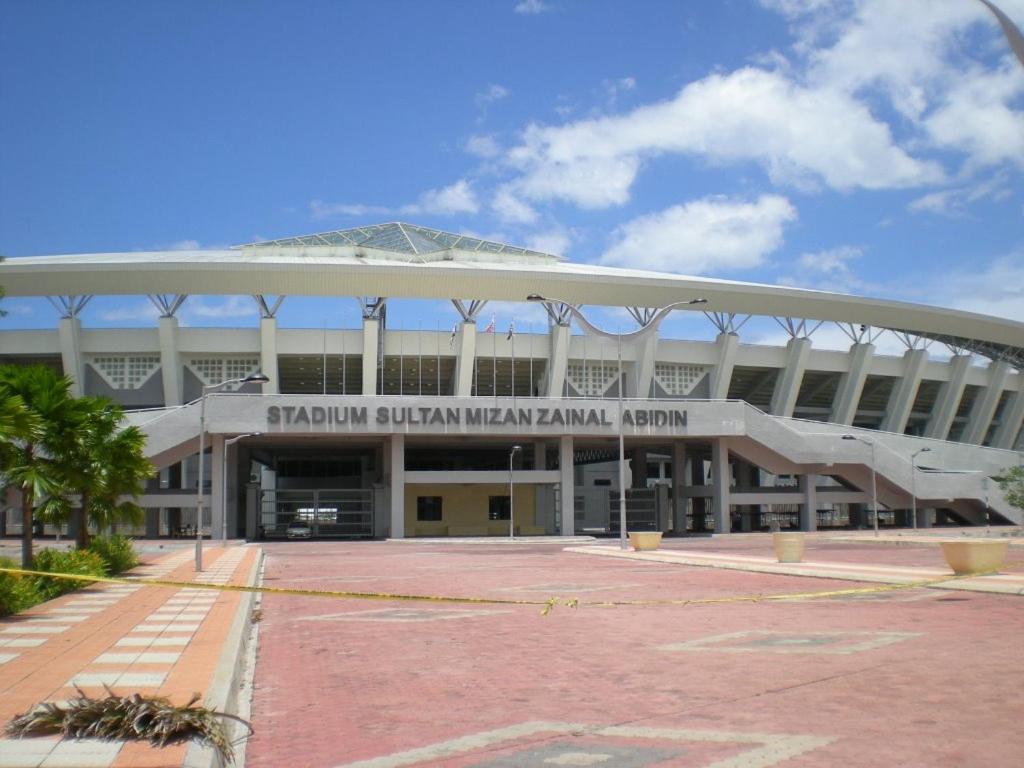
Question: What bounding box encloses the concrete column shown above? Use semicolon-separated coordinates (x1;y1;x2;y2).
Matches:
736;462;756;531
166;463;182;536
671;442;686;534
158;316;182;406
962;359;1012;445
992;375;1024;450
259;317;280;394
362;318;380;395
57;317;84;396
631;448;648;489
533;441;546;472
559;435;575;536
880;348;928;434
770;337;811;417
916;507;933;529
145;509;160;538
691;456;707;531
389;434;405;538
634;333;657;399
710;438;730;533
925;354;972;440
546;324;570;398
245;482;260;540
800;473;818;532
453;322;478;397
209;435;225;539
709;332;739;400
831;342;874;425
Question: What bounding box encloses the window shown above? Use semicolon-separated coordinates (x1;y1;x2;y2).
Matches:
417;496;443;522
594;478;612;487
488;495;511;520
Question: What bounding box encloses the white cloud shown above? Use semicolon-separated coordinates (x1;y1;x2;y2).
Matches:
939;251;1024;323
601;76;636;108
310;201;391;220
514;0;550;15
475;84;510;122
777;244;878;295
464;134;502;159
525;227;571;256
600;194;798;274
404;179;479;216
798;244;863;274
503;67;941;209
2;301;34;316
908;172;1012;216
753;323;911;356
183;296;258;320
310;179;479;221
772;0;1024;169
99;301;160;323
923;63;1024;169
491;186;539;224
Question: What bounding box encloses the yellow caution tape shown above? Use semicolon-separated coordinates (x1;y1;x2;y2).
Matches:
0;565;1007;615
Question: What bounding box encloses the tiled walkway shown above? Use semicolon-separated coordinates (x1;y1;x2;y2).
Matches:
0;544;260;768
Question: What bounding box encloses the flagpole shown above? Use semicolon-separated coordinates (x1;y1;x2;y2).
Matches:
529;322;534;398
510;323;516;407
418;320;423;396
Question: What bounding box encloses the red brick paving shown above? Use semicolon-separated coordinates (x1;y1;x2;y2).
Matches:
246;538;1024;767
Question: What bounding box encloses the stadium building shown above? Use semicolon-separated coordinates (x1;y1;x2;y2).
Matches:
1;222;1022;540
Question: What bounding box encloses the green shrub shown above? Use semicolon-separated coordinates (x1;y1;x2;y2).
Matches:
32;548;108;601
88;535;140;575
0;556;42;618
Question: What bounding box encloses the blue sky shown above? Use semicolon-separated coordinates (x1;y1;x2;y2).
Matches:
1;0;1022;351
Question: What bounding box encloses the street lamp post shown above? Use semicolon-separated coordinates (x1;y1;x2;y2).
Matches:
527;294;707;549
910;447;932;530
196;372;269;571
509;445;522;539
221;432;261;544
842;434;878;537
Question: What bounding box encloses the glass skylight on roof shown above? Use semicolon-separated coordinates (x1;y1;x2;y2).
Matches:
241;222;561;262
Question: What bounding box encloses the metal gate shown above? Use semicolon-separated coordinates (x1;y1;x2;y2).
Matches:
260;488;374;539
607;488;662;532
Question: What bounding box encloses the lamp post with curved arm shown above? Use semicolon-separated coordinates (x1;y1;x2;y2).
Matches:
526;295;707;549
842;434;878;537
196;372;269;571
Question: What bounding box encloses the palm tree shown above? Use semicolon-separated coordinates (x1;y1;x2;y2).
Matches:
0;365;81;568
0;393;41;537
65;397;153;548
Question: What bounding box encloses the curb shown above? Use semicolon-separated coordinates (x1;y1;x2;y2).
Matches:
184;545;264;768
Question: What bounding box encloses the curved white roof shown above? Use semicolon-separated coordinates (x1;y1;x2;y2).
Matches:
2;223;1021;364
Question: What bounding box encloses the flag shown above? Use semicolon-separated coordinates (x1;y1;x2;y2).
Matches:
449;322;458;348
483;315;496;333
506;321;515;341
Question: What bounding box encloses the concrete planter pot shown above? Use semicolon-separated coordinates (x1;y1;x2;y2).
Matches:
940;539;1008;575
773;532;805;563
629;532;663;551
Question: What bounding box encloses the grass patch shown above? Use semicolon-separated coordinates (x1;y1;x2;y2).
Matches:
0;536;140;616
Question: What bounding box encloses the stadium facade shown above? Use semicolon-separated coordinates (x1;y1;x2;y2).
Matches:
1;222;1022;540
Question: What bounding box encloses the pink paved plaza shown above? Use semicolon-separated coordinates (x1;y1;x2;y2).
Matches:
245;535;1024;768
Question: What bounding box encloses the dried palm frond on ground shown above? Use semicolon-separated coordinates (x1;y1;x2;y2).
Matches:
5;687;251;764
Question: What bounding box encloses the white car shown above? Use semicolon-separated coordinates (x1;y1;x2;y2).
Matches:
286;520;312;539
